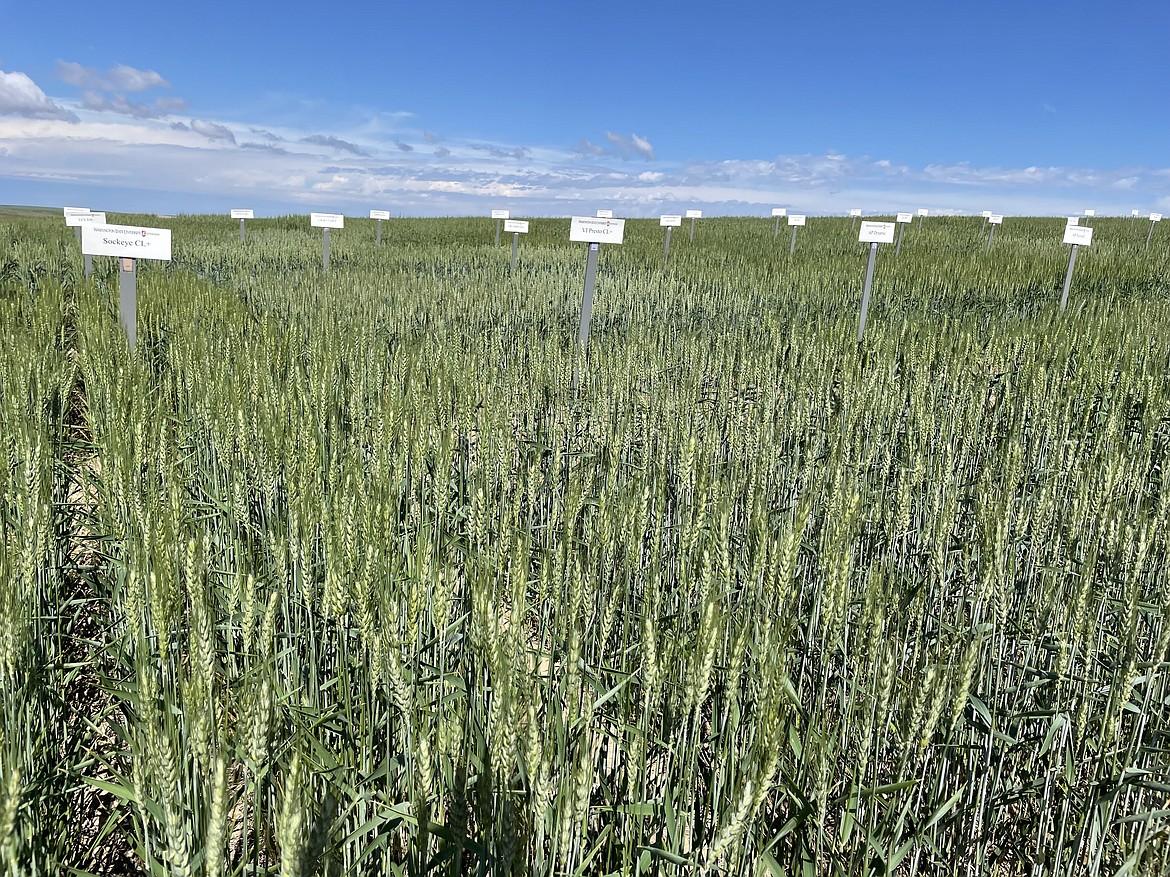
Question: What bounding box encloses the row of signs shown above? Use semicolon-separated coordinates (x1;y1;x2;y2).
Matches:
64;205;1158;261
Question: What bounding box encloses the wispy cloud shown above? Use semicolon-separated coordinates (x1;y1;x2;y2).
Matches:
82;90;163;119
301;134;369;156
0;70;78;121
191;119;235;143
605;131;655;161
0;65;1164;218
468;143;530;160
574;138;605;157
55;61;170;92
241;141;289;154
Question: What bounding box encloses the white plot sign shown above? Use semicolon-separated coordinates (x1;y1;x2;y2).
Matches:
504;219;529;233
917;208;928;217
1064;225;1093;246
896;212;913;224
1083;209;1095;217
849;208;862;217
988;214;1004;225
859;221;896;244
81;224;172;260
660;214;682;227
788;214;806;226
63;206;90;217
231;209;254;219
685;209;702;218
1151;213;1163;222
771;208;787;217
311;213;345;229
1066;216;1081;226
981;210;993;219
67;211;107;226
491;209;510;220
370;209;391;220
570;216;625;244
596;209;614;218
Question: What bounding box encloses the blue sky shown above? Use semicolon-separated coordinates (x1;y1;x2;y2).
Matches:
1;2;1167;217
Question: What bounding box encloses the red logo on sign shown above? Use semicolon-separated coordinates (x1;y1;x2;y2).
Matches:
142;230;148;236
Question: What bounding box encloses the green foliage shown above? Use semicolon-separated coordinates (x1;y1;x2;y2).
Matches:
2;213;1170;875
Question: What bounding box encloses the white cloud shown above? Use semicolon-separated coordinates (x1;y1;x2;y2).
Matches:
301;134;369;156
55;61;170;92
191;119;236;143
0;70;77;121
604;131;656;161
83;90;162;119
574;138;605;156
107;64;170;92
0;93;1165;218
54;61;105;90
631;133;655;161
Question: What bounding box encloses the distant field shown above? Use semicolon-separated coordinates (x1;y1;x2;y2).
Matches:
2;213;1169;876
0;204;60;217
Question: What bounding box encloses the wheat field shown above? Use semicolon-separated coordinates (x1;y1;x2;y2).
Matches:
1;212;1169;876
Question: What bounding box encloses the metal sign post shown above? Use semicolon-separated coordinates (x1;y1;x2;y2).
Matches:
66;209;104;280
894;213;912;257
81;222;172;350
859;243;879;342
686;209;702;242
311;213;344;270
231;209;253;243
370;210;390;246
1060;225;1093;311
771;208;786;239
569;216;625;356
119;258;137;349
986;215;1003;252
1060;246;1079;311
856;221;896;342
660;215;681;264
787;214;805;255
504;219;529;270
1147;214;1162;248
491;209;509;246
578;243;599;349
850;209;862;233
